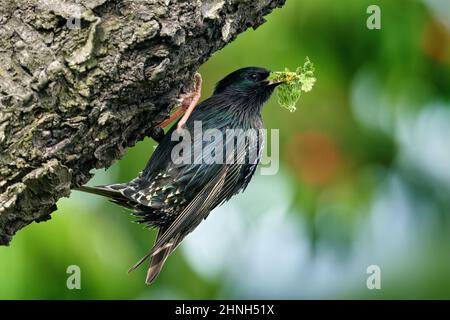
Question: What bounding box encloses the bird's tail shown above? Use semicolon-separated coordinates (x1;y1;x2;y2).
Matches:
127;228;176;285
145;244;173;284
78;185;174;284
76;185;138;209
76;185;122;198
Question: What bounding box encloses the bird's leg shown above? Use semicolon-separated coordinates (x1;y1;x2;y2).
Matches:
149;73;202;143
175;72;202;129
159;72;202;127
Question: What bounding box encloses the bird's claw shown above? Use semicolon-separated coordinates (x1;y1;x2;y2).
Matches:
157;72;202;131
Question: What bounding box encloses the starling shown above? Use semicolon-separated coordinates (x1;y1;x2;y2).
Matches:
77;67;284;284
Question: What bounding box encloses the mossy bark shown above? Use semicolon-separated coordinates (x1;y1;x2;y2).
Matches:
0;0;285;245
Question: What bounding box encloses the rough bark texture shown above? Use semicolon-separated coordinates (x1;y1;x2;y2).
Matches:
0;0;285;245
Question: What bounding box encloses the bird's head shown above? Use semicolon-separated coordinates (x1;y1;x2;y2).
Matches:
213;67;283;109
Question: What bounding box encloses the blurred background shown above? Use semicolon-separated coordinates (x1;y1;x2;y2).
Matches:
1;0;450;299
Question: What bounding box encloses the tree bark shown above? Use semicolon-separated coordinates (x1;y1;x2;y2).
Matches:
0;0;285;245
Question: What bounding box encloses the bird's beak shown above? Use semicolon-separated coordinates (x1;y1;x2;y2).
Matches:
265;72;292;87
266;79;285;86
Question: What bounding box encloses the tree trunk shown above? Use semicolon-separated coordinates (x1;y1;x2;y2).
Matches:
0;0;285;245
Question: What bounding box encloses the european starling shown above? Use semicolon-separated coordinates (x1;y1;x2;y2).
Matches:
77;67;283;284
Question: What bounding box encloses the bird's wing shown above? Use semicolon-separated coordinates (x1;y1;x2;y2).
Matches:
149;165;229;256
149;129;262;256
127;166;230;275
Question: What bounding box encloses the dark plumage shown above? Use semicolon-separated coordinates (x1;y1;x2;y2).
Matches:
77;67;281;284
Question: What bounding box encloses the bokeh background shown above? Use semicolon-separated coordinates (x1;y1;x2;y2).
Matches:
1;0;450;299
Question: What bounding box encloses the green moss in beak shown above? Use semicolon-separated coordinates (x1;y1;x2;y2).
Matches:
269;57;316;112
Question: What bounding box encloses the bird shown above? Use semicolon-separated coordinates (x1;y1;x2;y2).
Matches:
77;67;284;284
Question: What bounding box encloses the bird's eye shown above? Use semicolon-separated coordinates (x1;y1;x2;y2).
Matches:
250;73;259;81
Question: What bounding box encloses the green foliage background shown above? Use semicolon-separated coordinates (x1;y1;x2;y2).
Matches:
1;0;450;299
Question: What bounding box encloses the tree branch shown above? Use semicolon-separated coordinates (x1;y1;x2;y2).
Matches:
0;0;285;245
